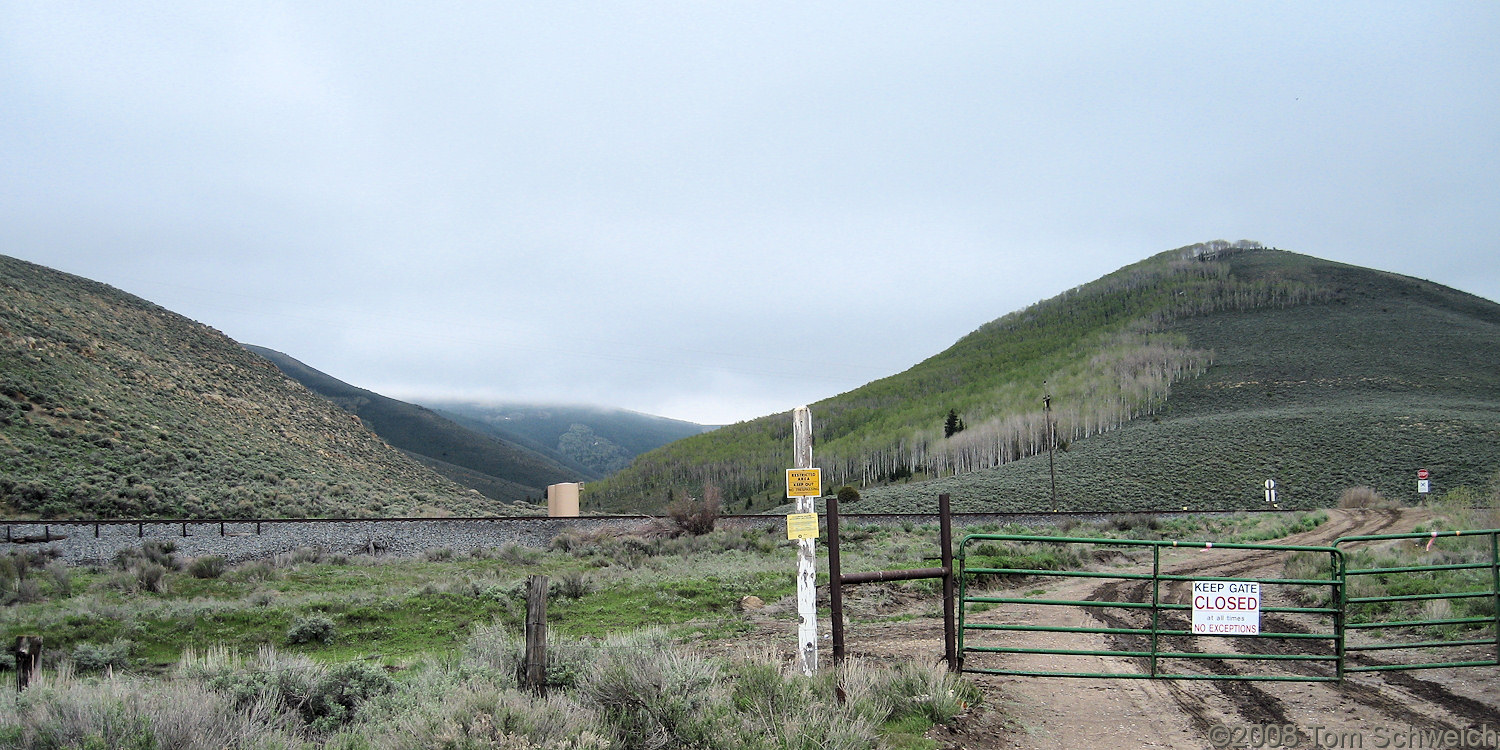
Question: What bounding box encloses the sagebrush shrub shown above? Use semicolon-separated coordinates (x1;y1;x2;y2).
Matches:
580;630;725;748
44;560;71;598
114;540;178;571
2;666;299;749
304;662;394;733
135;561;168;593
287;614;337;645
188;555;228;579
70;640;132;674
1339;485;1390;509
666;490;720;537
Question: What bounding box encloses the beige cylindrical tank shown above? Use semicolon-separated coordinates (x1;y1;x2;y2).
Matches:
547;482;581;517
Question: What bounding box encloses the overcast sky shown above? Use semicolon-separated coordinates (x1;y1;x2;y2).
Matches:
3;3;1497;425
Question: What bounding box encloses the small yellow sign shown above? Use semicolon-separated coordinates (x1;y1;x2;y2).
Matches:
786;512;819;540
786;468;822;498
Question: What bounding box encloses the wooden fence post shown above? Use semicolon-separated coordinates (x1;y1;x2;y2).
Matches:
524;575;548;694
13;635;42;692
792;406;819;675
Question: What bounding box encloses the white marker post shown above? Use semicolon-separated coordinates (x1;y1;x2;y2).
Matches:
790;406;819;675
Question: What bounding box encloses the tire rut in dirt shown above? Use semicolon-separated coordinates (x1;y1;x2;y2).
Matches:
1088;578;1297;730
1183;607;1467;734
1091;523;1490;735
1260;613;1500;729
1140;513;1480;734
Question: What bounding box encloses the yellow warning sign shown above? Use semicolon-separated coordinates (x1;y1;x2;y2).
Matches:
786;513;819;540
786;468;822;498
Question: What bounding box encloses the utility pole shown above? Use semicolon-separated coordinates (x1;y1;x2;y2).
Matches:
792;406;818;675
1044;383;1057;511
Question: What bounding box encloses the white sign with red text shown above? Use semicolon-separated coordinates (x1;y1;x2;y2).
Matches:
1192;581;1261;635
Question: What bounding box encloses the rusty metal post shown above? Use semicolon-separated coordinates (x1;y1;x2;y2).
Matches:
829;496;844;665
939;493;958;672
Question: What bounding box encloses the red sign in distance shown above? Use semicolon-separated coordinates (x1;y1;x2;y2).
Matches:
1417;469;1430;480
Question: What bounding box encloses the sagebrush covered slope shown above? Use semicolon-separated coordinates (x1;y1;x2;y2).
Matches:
246;345;576;503
857;249;1500;511
591;243;1500;513
0;254;524;519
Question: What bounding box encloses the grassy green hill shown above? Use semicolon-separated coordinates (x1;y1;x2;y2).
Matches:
0;255;528;519
424;400;715;478
589;243;1500;513
246;346;576;503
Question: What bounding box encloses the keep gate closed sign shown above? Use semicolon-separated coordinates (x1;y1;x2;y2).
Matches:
1191;581;1261;635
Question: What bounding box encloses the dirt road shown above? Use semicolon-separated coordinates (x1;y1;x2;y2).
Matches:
748;509;1500;749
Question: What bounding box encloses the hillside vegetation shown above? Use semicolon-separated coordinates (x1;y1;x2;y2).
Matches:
425;400;715;478
590;243;1500;513
0;255;522;519
246;346;576;504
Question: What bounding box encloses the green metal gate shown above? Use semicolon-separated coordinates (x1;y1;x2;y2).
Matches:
1335;528;1500;673
957;533;1345;682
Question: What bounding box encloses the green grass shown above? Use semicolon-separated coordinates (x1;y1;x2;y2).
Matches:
1;512;1309;672
0;523;1015;748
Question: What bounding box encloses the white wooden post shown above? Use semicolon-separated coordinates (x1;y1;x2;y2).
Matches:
793;405;818;675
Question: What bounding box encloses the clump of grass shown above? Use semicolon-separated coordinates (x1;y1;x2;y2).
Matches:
232;560;281;582
964;539;1088;588
187;555;228;579
1109;513;1160;533
551;571;594;600
1282;550;1339;606
1423;486;1500;532
272;547;325;568
423;547;455;562
1228;510;1328;543
581;629;723;745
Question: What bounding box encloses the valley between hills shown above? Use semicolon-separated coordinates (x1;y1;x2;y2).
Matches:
4;241;1499;520
3;243;1500;748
